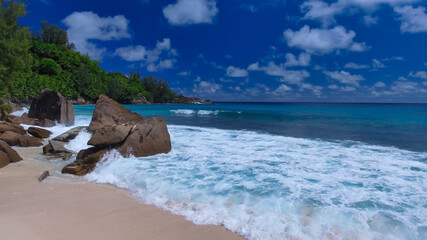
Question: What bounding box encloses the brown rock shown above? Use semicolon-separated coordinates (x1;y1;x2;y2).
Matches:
18;135;43;147
0;131;22;146
6;113;41;126
62;147;108;176
37;171;49;182
118;117;171;157
28;88;75;126
52;126;87;142
89;95;144;132
88;124;133;147
0;140;22;162
0;121;26;135
130;94;151;104
0;150;9;168
27;127;52;139
43;140;74;154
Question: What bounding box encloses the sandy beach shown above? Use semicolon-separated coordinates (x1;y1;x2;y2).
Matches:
0;147;244;240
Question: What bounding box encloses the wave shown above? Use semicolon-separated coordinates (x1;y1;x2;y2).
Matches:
85;125;427;240
10;107;29;117
170;109;232;116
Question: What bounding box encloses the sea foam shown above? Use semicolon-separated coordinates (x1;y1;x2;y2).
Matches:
86;125;427;240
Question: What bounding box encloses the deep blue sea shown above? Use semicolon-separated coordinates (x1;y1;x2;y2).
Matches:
37;103;427;240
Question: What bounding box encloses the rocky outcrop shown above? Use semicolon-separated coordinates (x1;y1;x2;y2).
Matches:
0;140;22;163
42;127;87;160
62;95;171;176
117;118;171;157
27;127;52;139
0;121;26;135
61;148;108;176
28;89;75;126
89;94;144;132
130;94;151;104
0;150;9;168
173;95;212;104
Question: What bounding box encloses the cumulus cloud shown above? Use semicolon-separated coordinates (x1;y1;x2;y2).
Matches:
372;59;386;69
115;38;178;72
226;66;249;77
394;5;427;33
284;52;311;67
301;0;419;26
248;61;311;86
63;11;131;61
344;62;370;69
324;70;365;86
193;80;221;94
273;84;292;95
283;25;366;54
163;0;218;25
374;81;386;88
409;71;427;79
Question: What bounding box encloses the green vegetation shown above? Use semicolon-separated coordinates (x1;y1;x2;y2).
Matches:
0;0;177;104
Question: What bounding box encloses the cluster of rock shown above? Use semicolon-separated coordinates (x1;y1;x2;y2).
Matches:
62;95;171;176
0;88;75;169
0;123;52;168
1;89;172;178
172;95;212;104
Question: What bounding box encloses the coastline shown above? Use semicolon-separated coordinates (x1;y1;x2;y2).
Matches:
0;146;244;240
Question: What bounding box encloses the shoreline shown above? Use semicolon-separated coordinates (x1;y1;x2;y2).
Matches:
0;146;244;240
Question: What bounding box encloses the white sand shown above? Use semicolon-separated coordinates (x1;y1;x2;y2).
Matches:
0;147;244;240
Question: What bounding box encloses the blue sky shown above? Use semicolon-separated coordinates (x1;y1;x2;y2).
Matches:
21;0;427;102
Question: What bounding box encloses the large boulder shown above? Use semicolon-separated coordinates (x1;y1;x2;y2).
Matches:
0;121;26;135
43;140;75;160
62;147;108;176
88;124;133;147
0;140;22;163
89;95;144;132
0;131;22;146
118;117;171;157
27;127;52;139
0;150;9;168
28;89;75;126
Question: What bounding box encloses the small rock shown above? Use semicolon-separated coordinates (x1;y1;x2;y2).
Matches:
0;140;22;163
6;113;40;126
0;121;26;135
18;135;43;147
62;147;108;176
52;126;87;142
37;171;49;182
0;131;22;146
27;127;52;139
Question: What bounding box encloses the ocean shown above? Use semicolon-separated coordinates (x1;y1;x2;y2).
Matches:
31;103;427;239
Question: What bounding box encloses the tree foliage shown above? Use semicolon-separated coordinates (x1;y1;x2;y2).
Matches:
1;1;179;104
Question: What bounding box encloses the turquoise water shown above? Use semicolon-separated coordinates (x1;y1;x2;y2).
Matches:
72;103;427;240
76;103;427;152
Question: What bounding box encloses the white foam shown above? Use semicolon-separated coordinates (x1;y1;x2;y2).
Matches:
86;125;427;240
10;107;29;117
65;129;92;153
171;109;222;116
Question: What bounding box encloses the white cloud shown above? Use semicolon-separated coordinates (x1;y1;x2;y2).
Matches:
328;84;339;89
394;5;427;33
193;80;221;94
301;0;419;26
344;62;370;69
382;56;405;61
372;59;386;68
410;71;427;79
281;69;311;85
226;66;249;77
374;81;386;88
398;76;408;81
62;11;131;61
248;61;310;85
247;62;260;71
423;81;427;86
324;70;365;86
300;83;323;95
115;38;177;72
178;71;189;76
283;25;366;54
163;0;218;25
391;81;419;93
341;86;356;92
284;52;311;67
273;84;292;95
363;15;379;26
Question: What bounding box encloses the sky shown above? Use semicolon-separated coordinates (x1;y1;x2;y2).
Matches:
19;0;427;102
